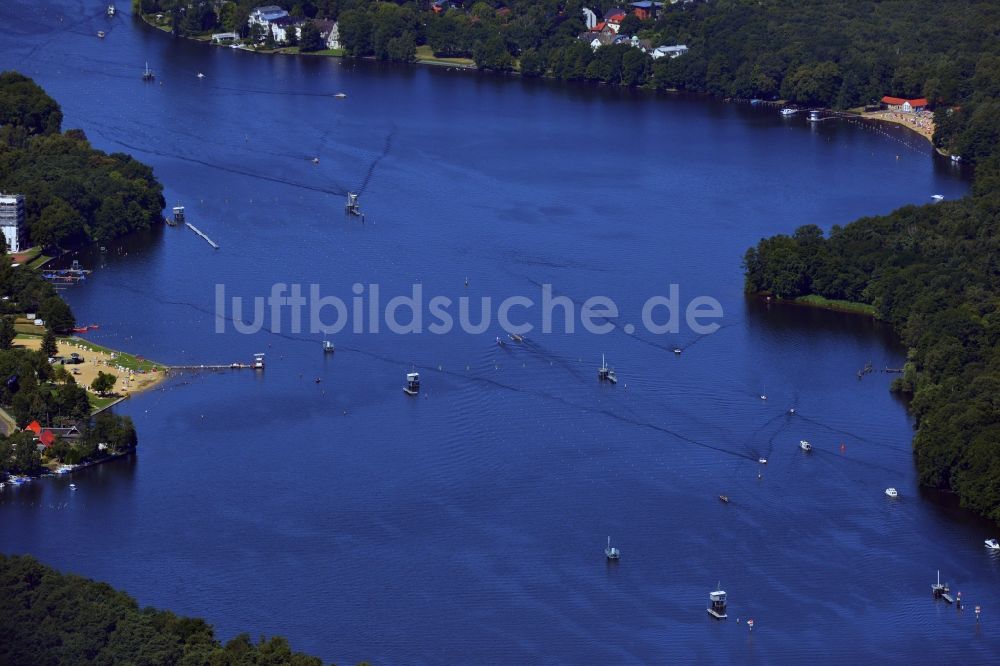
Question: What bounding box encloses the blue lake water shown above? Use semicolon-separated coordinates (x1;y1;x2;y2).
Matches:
2;1;997;663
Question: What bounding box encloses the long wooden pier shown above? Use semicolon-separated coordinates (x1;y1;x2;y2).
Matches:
172;363;255;370
185;222;219;249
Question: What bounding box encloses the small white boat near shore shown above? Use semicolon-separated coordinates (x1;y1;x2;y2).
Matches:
780;108;797;116
885;487;898;498
986;538;1000;551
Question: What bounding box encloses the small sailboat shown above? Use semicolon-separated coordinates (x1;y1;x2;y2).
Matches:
496;336;506;348
799;440;812;452
142;61;155;81
509;333;524;343
672;347;682;354
718;494;730;504
311;157;320;164
97;30;105;38
759;383;767;401
598;354;617;384
107;3;116;16
322;340;335;353
932;569;950;598
788;407;796;414
196;72;205;79
985;538;1000;551
403;372;420;396
885;487;898;498
605;536;620;561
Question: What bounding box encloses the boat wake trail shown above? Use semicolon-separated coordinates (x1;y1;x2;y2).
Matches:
357;124;397;195
792;413;909;454
92;130;351;198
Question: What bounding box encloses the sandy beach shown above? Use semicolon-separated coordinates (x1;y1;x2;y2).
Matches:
860;109;936;143
16;336;169;396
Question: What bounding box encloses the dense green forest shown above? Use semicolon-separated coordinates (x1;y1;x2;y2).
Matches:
141;0;1000;155
0;72;165;250
0;554;342;665
0;74;153;475
744;157;1000;521
734;3;1000;523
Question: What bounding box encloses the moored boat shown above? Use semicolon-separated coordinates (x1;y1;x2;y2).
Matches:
605;536;620;561
885;487;898;498
404;372;420;396
800;440;812;452
985;538;999;551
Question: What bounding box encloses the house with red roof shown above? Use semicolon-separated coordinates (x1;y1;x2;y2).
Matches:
881;96;928;112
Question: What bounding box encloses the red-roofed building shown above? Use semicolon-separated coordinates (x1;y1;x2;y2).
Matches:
590;21;607;32
25;420;41;434
881;96;928;112
38;430;55;447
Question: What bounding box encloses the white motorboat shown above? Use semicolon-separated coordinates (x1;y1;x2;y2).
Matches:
334;92;347;99
985;538;1000;551
799;440;812;452
780;108;797;116
197;72;205;79
885;487;898;498
758;457;767;465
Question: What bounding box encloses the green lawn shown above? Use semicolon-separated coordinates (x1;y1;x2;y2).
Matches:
795;294;878;317
415;45;475;66
306;48;345;57
26;253;52;269
88;393;120;412
68;338;165;372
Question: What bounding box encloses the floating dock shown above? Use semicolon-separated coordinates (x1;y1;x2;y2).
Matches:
185;222;219;249
404;372;420;396
707;587;728;619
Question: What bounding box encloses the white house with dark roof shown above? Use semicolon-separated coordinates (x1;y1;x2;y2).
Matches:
651;44;689;59
268;15;304;43
248;5;289;39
